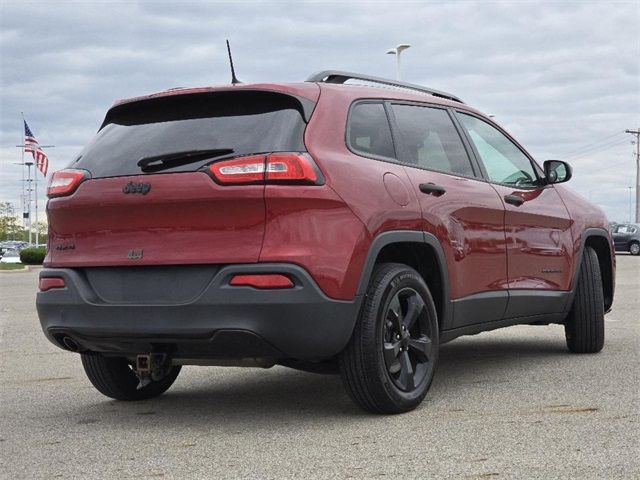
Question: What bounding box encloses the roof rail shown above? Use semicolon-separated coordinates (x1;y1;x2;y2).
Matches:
306;70;464;104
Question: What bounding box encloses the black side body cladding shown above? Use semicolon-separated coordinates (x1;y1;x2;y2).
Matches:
355;228;613;345
355;230;453;330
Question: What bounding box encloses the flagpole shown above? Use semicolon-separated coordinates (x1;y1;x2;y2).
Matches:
26;162;33;245
21;112;32;245
35;159;39;246
20;113;26;231
18;116;54;246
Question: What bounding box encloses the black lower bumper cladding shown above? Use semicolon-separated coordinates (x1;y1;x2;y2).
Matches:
36;264;360;361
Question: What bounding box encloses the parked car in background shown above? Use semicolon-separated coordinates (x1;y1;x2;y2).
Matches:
612;223;640;255
1;241;28;253
37;70;615;413
0;249;22;264
0;242;17;257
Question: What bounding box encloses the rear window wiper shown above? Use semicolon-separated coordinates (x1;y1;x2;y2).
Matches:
137;148;234;173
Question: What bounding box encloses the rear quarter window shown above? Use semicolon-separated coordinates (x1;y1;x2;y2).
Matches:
347;102;395;159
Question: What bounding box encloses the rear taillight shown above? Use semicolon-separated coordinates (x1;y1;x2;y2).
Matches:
47;169;90;198
208;153;322;185
208;155;266;185
266;153;319;183
39;277;66;291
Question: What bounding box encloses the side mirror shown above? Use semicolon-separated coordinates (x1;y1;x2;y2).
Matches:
544;160;572;184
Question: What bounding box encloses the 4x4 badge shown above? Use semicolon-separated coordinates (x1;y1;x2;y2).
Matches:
127;249;144;260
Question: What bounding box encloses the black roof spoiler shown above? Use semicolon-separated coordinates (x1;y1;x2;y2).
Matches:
306;70;463;104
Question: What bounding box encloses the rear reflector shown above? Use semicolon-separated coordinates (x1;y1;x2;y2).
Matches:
47;169;90;198
229;274;294;289
208;153;321;185
39;277;66;292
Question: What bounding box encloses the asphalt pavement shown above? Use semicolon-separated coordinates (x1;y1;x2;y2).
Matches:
1;256;638;479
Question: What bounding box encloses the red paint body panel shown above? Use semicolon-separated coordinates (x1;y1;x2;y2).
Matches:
491;184;574;290
402;167;508;299
302;86;424;299
260;184;368;300
552;184;615;288
46;172;265;267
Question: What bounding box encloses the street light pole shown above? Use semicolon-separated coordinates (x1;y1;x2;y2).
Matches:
386;44;411;80
625;128;640;222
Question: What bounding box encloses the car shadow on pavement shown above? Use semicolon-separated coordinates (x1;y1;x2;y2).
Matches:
62;331;573;426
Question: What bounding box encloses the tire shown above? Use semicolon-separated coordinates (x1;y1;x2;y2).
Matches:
81;353;181;401
339;263;439;414
565;247;605;353
629;241;640;256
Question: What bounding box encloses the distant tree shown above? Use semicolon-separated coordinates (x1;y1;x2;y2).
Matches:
32;221;48;235
0;202;13;216
0;202;22;241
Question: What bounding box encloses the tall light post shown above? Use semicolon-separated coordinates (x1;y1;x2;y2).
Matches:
386;44;411;80
625;128;639;222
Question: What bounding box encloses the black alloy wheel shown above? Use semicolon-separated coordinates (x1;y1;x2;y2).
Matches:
340;263;439;414
382;288;434;392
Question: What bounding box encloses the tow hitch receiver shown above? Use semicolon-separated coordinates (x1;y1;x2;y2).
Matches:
135;353;170;390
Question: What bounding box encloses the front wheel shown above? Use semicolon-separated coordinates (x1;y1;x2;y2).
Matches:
81;353;181;401
339;263;439;414
629;241;640;256
565;247;605;353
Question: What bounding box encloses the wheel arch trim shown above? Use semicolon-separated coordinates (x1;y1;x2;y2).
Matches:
568;227;615;313
354;230;452;326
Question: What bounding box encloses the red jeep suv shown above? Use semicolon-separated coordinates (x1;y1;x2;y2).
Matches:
37;71;615;413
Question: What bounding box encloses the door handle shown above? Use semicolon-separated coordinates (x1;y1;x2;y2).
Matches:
419;183;446;196
504;194;524;206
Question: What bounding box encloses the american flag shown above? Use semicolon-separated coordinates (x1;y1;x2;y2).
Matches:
24;120;49;177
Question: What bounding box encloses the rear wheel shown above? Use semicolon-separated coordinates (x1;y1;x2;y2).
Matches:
81;353;181;401
339;263;439;414
629;241;640;256
565;247;605;353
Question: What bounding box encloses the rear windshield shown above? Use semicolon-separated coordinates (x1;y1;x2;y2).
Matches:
70;91;308;178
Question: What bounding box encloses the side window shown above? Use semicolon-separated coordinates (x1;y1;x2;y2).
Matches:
390;104;475;177
458;113;538;187
347;102;395;159
615;225;636;234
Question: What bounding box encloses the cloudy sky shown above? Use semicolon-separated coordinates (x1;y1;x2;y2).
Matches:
1;0;638;223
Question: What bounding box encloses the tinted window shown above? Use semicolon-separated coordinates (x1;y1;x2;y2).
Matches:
348;102;395;158
391;104;474;176
458;113;537;187
615;225;637;234
72;91;308;178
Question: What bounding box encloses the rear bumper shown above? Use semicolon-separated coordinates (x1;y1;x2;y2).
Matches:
36;264;360;361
